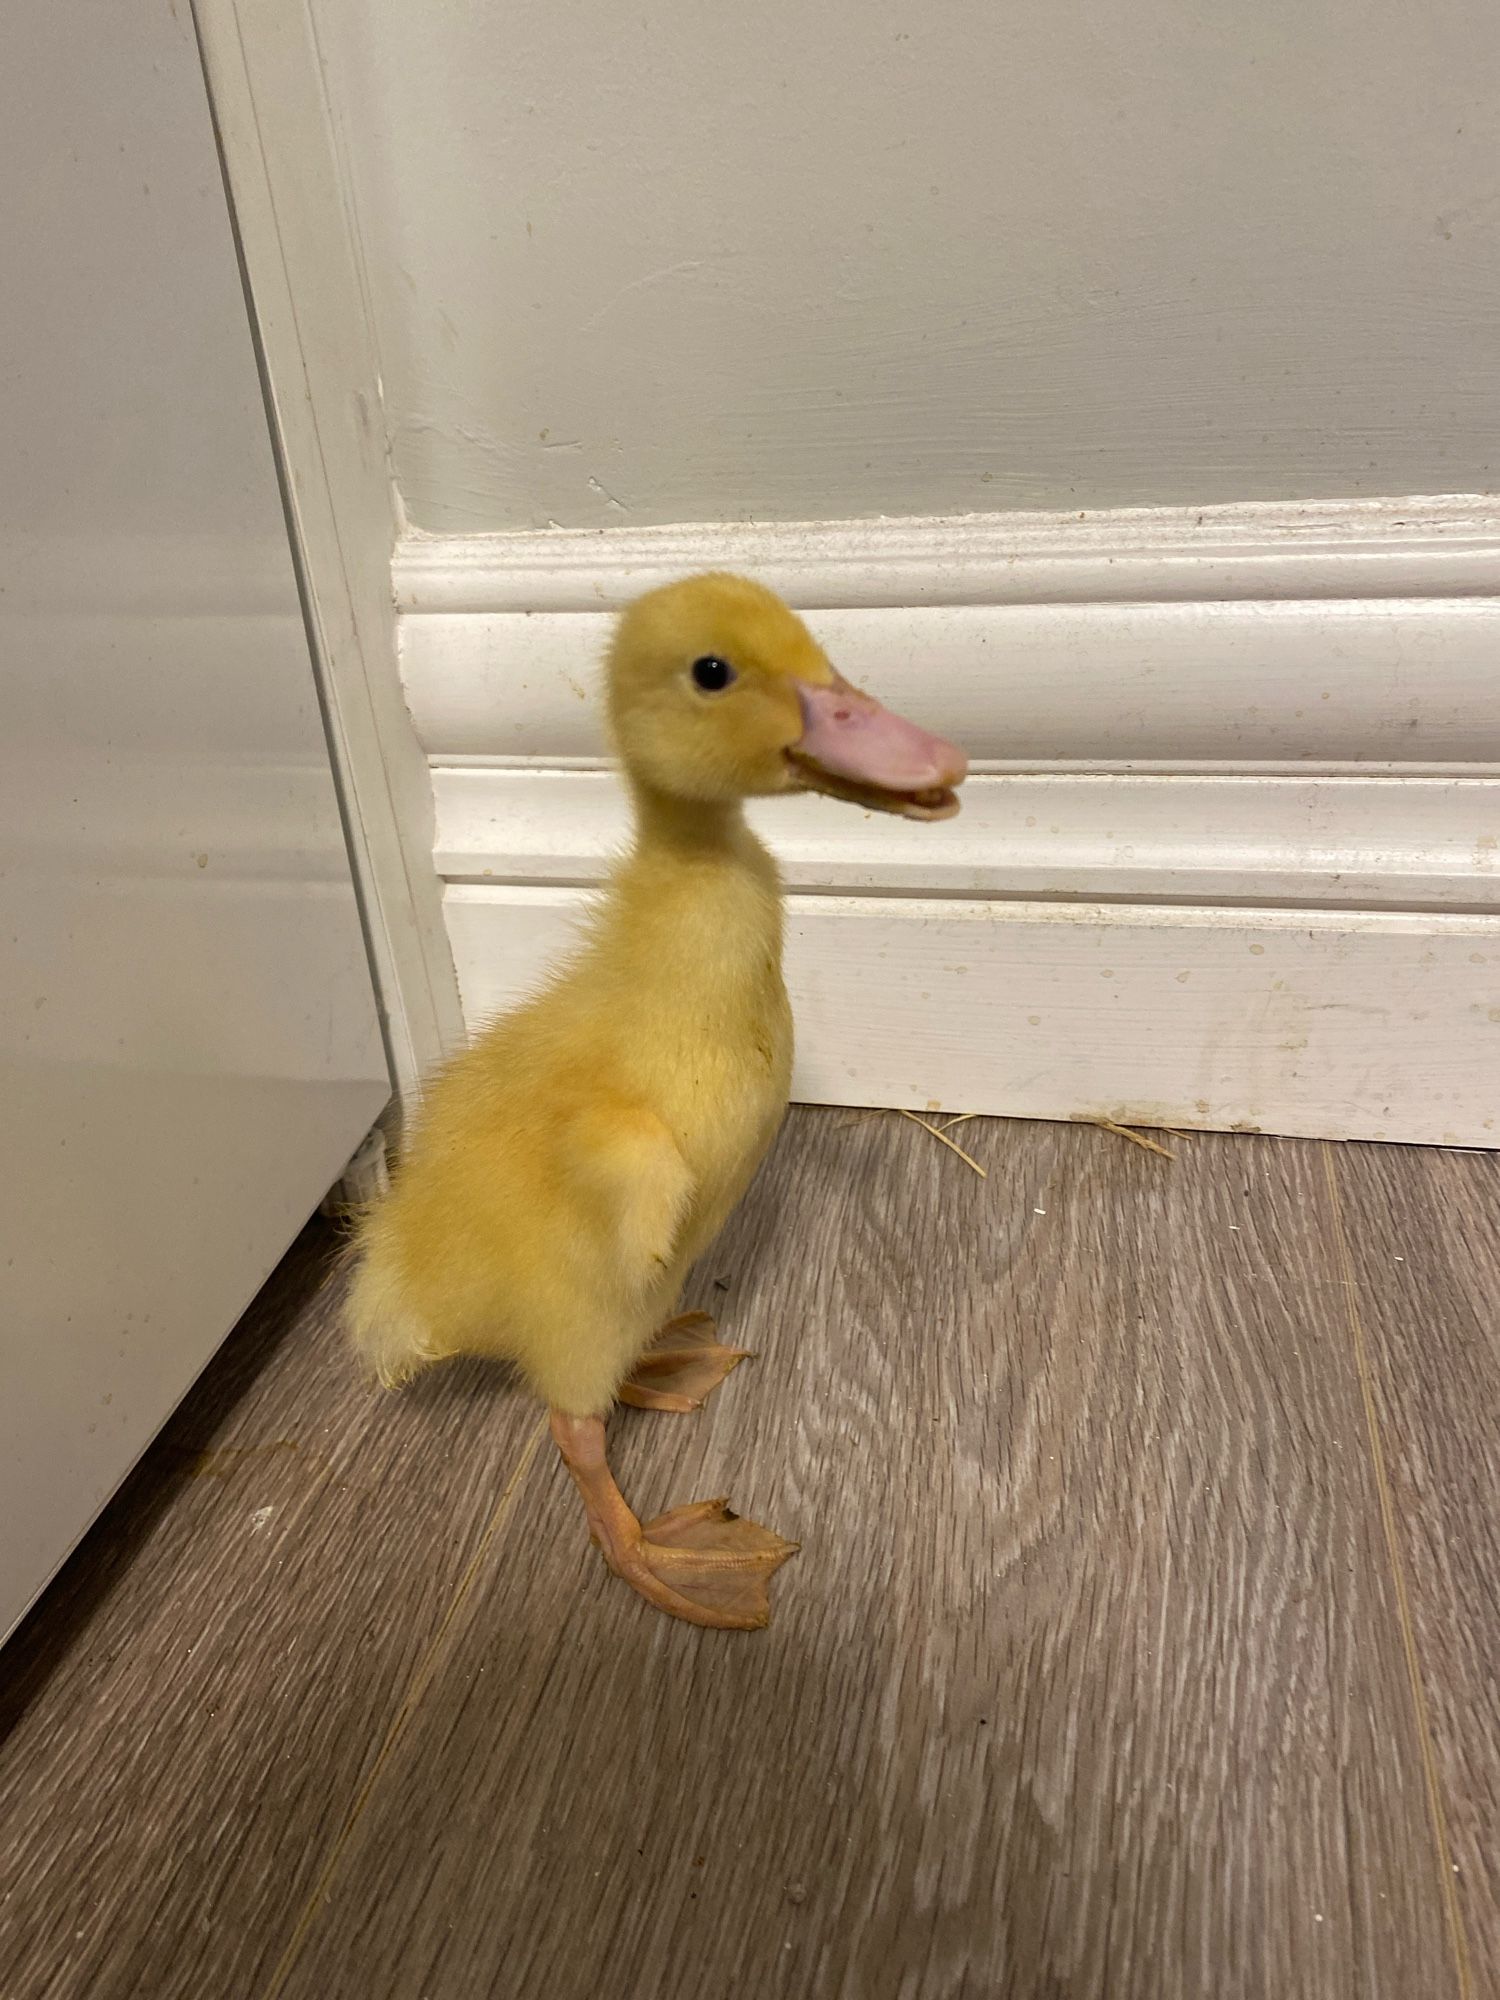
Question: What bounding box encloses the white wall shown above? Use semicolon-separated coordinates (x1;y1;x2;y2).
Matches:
317;0;1499;532
1;0;389;1636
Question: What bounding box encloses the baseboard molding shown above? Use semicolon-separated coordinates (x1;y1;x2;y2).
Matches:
397;497;1500;1142
445;886;1500;1146
400;494;1500;771
395;494;1500;614
434;767;1500;912
404;598;1500;770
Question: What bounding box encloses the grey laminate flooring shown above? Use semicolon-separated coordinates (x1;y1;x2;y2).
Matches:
2;1111;1495;2000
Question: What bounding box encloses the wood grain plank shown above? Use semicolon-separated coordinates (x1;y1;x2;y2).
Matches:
1327;1144;1500;1998
273;1115;1452;2000
0;1223;541;2000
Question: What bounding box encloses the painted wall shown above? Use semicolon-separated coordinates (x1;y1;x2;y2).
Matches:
317;0;1500;533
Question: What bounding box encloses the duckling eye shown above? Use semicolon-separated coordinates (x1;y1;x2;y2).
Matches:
690;655;736;693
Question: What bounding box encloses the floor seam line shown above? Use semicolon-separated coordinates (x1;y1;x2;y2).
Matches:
257;1413;550;2000
1320;1143;1473;2000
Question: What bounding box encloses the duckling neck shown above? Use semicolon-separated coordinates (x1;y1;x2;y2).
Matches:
620;779;782;954
610;779;790;1111
627;781;758;865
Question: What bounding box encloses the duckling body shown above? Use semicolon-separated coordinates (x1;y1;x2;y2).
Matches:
352;792;790;1417
350;573;964;1629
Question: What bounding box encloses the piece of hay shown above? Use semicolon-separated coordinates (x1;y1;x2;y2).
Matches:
896;1108;988;1178
1087;1115;1176;1161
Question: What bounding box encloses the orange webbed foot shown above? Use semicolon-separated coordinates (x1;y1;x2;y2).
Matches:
550;1412;798;1630
622;1498;799;1629
617;1311;751;1413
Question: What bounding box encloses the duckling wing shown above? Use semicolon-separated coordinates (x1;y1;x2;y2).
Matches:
561;1101;693;1298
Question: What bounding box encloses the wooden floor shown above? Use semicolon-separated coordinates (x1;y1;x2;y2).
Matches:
2;1111;1496;1999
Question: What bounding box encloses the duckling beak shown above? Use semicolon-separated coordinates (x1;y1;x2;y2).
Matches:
787;673;967;820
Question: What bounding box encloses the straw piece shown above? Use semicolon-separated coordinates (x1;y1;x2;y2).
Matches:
1088;1115;1176;1161
896;1108;988;1178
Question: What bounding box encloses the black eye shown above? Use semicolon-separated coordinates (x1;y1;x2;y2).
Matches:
691;655;736;693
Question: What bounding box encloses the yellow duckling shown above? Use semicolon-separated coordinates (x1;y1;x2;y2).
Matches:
349;573;965;1629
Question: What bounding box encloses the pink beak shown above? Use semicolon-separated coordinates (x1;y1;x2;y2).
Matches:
790;672;967;819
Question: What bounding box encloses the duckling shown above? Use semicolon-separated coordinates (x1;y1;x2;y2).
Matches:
348;573;965;1629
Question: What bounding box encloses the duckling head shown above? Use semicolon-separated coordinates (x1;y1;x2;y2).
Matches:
607;572;966;820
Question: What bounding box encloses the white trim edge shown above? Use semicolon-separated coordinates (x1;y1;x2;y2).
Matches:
196;0;464;1105
395;494;1500;614
431;767;1500;912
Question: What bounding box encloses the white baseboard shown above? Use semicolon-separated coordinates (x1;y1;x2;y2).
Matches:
403;598;1500;770
446;887;1499;1147
397;497;1500;1143
433;768;1500;912
395;494;1500;613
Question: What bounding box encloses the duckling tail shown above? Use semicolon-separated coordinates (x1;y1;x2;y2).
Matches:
345;1237;442;1389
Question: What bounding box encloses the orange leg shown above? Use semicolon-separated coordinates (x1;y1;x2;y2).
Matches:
550;1410;797;1631
616;1311;751;1413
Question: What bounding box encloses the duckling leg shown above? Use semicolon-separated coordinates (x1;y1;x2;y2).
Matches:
550;1411;797;1630
617;1311;751;1413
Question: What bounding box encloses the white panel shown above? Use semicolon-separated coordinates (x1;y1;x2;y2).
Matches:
402;598;1500;768
431;766;1500;911
445;886;1500;1147
0;0;388;1638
